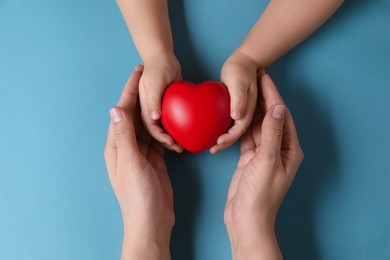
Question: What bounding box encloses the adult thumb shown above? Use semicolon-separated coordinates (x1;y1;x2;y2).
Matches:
109;107;139;159
259;104;286;157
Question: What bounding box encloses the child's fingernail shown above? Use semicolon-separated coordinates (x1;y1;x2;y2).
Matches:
150;110;161;120
109;107;123;123
272;105;285;120
231;110;242;120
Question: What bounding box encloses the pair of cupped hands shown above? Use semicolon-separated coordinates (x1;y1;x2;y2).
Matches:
104;64;303;259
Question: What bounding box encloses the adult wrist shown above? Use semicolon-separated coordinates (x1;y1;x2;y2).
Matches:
228;216;281;260
122;222;172;260
231;227;281;260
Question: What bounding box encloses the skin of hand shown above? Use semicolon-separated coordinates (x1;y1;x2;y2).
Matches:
212;0;343;153
139;54;184;153
210;51;259;153
117;0;183;153
104;65;174;260
224;73;304;260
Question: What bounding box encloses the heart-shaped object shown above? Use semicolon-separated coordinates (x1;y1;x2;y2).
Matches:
161;81;232;153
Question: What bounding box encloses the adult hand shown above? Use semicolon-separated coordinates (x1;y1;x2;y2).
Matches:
139;54;183;153
210;51;258;154
104;65;174;260
224;73;304;260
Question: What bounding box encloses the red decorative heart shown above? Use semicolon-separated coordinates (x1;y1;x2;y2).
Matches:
161;81;232;153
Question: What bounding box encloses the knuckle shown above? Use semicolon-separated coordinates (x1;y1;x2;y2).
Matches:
114;128;126;142
232;102;246;111
228;78;249;89
291;147;304;164
269;126;283;138
236;125;248;137
232;90;247;102
221;61;238;75
231;96;248;113
142;77;159;91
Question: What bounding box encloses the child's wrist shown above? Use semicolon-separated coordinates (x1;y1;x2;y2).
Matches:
142;50;178;66
235;45;267;70
228;48;261;71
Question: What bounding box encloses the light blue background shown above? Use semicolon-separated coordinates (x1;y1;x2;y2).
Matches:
1;0;389;259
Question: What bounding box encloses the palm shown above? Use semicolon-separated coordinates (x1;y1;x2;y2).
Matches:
225;126;260;226
131;114;174;224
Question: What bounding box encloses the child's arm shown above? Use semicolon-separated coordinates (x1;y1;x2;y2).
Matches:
116;0;174;62
211;0;343;153
237;0;344;68
117;0;183;153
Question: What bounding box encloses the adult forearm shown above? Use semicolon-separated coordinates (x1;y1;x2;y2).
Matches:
230;224;283;260
238;0;344;68
117;0;175;61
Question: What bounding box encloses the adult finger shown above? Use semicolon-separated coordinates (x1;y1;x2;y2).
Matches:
104;122;116;176
282;109;304;173
258;104;286;158
260;74;285;112
109;107;140;162
117;65;143;111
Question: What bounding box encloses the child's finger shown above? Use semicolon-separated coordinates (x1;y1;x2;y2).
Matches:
142;111;183;153
109;107;140;163
104;122;117;176
211;83;257;154
143;80;166;120
227;82;248;120
210;118;249;154
162;142;184;153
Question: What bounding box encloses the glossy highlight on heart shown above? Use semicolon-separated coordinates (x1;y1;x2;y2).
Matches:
161;81;232;153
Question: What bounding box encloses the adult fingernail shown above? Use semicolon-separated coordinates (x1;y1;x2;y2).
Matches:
135;64;143;72
231;110;242;120
272;105;285;120
109;107;123;123
150;110;161;120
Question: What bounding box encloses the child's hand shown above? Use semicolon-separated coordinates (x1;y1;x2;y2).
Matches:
139;54;184;153
210;51;259;154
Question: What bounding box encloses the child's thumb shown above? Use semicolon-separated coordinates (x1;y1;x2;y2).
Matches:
145;83;166;120
229;84;248;120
